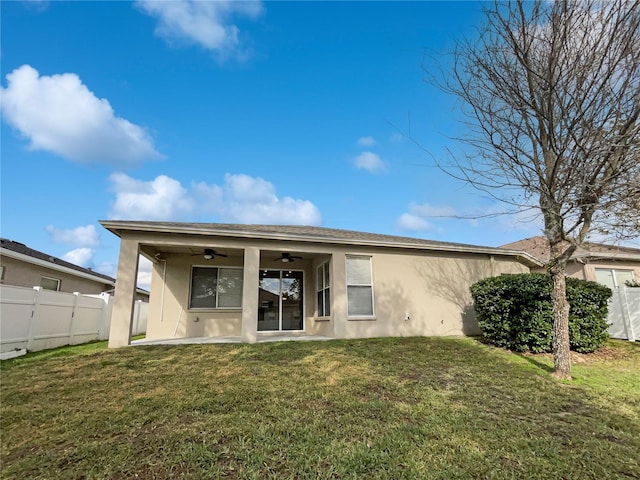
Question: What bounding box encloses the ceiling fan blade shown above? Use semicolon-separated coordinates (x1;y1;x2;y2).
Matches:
273;252;303;262
190;249;229;258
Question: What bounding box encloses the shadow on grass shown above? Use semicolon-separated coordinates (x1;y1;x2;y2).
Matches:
514;352;555;373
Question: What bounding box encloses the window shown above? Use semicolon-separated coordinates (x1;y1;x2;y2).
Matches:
316;261;331;317
40;276;60;291
190;267;243;309
595;268;635;289
0;265;4;281
346;256;374;317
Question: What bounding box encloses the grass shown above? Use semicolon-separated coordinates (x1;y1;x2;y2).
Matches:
1;337;639;479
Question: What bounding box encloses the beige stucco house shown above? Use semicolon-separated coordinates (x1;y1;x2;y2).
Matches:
501;236;640;289
0;238;116;294
101;221;541;347
0;238;150;301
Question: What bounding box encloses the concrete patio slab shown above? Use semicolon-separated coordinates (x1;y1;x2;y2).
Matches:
131;334;334;346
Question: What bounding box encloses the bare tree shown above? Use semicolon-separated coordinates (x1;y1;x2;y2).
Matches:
439;0;640;379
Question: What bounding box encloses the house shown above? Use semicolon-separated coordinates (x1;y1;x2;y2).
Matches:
500;236;640;289
1;238;116;294
0;238;150;300
101;221;541;347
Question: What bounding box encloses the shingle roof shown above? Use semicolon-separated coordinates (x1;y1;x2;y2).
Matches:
102;221;497;248
500;236;640;263
100;220;543;266
0;238;116;284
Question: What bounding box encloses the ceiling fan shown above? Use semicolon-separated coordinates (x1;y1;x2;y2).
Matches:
273;252;302;263
192;248;228;260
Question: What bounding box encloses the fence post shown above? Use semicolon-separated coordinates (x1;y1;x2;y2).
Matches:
620;287;637;342
68;292;80;345
27;287;42;351
133;300;143;336
97;293;111;340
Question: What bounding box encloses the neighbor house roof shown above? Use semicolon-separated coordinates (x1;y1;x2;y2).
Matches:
0;238;116;285
500;236;640;264
100;221;543;267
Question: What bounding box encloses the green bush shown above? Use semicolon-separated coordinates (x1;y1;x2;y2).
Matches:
471;273;611;353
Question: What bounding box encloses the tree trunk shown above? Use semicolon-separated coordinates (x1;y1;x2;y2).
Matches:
549;254;572;380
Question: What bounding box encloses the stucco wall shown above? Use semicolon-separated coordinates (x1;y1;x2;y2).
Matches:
335;247;528;339
143;236;529;340
147;253;244;339
0;256;112;294
145;252;323;340
532;260;640;285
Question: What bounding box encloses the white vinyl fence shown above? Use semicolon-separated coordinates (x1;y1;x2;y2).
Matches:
608;287;640;342
0;285;148;356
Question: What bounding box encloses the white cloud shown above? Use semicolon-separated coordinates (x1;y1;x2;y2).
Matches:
136;0;263;58
96;261;117;278
396;200;544;238
357;136;376;147
109;173;195;221
46;224;99;247
396;213;434;232
219;173;321;225
108;172;322;226
354;151;386;173
0;65;161;166
95;256;152;290
396;202;459;232
406;203;458;218
62;247;94;267
497;207;543;233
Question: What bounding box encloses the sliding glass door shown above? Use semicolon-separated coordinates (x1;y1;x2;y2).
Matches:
258;270;304;331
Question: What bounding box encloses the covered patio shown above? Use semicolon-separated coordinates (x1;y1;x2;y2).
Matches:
101;222;340;348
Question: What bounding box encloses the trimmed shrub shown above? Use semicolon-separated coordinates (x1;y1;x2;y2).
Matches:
471;273;611;353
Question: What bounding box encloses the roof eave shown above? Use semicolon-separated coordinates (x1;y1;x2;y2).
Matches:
0;248;116;286
573;252;640;263
100;221;544;267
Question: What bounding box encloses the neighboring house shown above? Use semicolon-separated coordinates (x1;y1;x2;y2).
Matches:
500;236;640;289
0;238;150;300
101;221;541;347
1;238;116;294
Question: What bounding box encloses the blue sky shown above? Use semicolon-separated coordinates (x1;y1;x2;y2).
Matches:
1;0;545;287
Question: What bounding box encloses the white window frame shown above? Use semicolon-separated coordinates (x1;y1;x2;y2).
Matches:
316;261;331;318
595;268;635;288
189;266;243;310
40;276;60;291
259;269;306;332
345;255;375;318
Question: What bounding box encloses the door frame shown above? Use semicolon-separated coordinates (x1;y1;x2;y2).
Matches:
258;268;305;332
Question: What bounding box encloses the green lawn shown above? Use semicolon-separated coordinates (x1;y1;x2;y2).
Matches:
1;337;639;479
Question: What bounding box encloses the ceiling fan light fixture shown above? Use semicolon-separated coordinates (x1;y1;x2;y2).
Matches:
273;252;302;263
199;248;227;260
